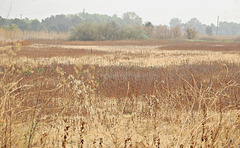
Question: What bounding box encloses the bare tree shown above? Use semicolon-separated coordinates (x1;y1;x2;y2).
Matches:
171;25;182;39
185;27;198;40
154;25;171;39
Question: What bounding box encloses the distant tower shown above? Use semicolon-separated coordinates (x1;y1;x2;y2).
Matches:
83;8;85;14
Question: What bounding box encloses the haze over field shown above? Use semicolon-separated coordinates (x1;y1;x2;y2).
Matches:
0;0;240;25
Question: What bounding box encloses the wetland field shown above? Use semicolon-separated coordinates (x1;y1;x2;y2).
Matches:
0;39;240;147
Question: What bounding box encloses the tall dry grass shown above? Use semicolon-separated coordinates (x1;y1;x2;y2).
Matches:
0;60;240;147
198;34;240;42
0;28;69;41
0;40;240;147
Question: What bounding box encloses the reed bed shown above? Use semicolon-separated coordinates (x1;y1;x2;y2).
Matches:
0;28;69;41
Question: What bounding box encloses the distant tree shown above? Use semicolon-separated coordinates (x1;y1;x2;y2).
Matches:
42;14;71;32
70;16;83;26
219;22;240;35
122;26;145;40
205;26;213;36
169;18;182;28
11;18;30;30
102;22;119;40
185;18;205;34
210;23;217;35
154;25;171;39
185;27;198;39
171;25;182;39
111;14;124;25
0;16;7;27
186;18;201;27
70;22;145;41
144;22;154;38
3;24;19;31
122;12;142;26
70;22;96;41
29;19;45;31
145;21;154;28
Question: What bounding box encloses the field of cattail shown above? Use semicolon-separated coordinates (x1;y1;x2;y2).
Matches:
0;38;240;147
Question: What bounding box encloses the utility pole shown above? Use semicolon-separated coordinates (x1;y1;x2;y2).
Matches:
216;16;219;35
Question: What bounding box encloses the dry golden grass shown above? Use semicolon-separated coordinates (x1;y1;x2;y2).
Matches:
199;34;240;42
0;28;69;41
0;39;240;147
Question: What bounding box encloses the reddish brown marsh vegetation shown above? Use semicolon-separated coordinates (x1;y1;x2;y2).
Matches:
0;40;240;147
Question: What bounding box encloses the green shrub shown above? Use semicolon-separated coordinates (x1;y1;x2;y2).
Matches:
69;22;145;41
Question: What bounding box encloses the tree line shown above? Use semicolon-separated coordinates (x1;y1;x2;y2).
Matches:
0;12;142;32
169;17;240;36
0;12;240;41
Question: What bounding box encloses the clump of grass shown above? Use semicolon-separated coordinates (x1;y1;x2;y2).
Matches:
78;121;85;148
62;125;70;148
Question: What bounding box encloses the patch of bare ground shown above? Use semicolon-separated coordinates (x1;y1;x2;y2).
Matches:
30;39;240;51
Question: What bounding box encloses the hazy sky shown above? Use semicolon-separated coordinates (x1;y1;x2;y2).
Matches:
0;0;239;25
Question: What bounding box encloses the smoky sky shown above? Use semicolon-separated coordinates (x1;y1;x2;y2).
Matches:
0;0;239;25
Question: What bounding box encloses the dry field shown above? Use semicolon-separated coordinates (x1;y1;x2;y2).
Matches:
0;39;240;147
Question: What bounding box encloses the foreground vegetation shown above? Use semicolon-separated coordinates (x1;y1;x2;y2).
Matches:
0;40;240;147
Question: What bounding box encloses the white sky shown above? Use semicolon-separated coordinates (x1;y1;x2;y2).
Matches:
0;0;239;25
